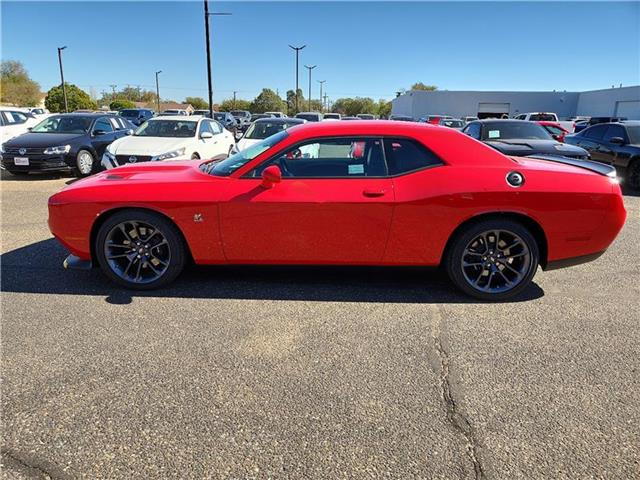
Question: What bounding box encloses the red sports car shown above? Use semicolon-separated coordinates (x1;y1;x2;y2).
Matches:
48;121;626;300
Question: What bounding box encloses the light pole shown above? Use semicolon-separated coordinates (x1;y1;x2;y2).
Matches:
57;46;68;112
233;90;237;110
288;45;306;114
204;0;232;118
155;70;162;113
317;80;326;112
304;65;316;112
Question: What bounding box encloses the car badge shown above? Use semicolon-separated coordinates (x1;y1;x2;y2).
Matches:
18;148;27;155
129;156;137;163
506;171;525;188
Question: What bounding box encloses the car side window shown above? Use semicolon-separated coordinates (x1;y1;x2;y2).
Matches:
94;118;114;133
465;123;481;139
253;137;386;178
602;125;626;143
584;125;607;141
198;120;213;136
4;111;28;125
384;138;443;175
210;120;223;134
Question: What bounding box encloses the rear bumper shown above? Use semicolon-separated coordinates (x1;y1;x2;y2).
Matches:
543;251;605;271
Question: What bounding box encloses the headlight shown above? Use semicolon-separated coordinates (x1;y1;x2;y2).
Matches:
44;145;71;155
151;147;185;161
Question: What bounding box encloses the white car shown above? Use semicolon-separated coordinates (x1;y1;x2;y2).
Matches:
322;113;342;121
513;112;575;133
102;116;235;169
234;117;305;153
161;109;188;116
0;107;41;143
264;111;287;118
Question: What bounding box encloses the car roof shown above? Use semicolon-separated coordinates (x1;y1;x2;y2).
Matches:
151;115;199;121
620;120;640;126
474;119;535;123
296;112;321;115
285;120;447;138
253;117;304;124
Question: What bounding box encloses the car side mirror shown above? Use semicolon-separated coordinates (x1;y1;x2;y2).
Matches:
609;136;625;145
93;129;107;136
552;134;561;141
126;129;134;136
261;165;282;188
200;131;214;139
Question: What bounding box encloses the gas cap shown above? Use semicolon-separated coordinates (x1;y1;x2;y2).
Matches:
506;171;525;187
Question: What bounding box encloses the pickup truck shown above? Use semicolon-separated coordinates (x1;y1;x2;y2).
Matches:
513;112;575;133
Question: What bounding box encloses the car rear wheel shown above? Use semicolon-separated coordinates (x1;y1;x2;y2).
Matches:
95;210;186;290
445;219;539;301
75;149;95;177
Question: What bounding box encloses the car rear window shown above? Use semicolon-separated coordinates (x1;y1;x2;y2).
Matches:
383;138;443;175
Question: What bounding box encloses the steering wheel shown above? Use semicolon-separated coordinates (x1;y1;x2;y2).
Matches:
276;156;293;177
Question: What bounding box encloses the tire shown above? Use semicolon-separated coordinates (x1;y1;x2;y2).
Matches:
626;159;640;191
95;209;186;290
445;219;539;301
74;149;95;177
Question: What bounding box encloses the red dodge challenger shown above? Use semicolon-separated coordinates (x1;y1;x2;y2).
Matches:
48;121;626;300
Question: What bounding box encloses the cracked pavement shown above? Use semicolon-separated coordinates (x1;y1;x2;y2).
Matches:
1;173;639;478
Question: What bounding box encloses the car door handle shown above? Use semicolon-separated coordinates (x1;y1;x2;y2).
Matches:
362;189;386;198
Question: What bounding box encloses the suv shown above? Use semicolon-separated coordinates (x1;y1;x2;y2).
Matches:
119;108;154;126
212;112;239;136
231;110;251;127
295;112;323;122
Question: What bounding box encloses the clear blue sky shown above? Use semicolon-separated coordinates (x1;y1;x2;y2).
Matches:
2;1;639;104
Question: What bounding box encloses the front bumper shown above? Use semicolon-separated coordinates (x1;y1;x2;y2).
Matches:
1;153;73;172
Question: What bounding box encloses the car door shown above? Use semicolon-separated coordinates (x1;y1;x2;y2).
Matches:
219;136;394;264
600;125;629;168
574;125;609;163
197;119;222;158
91;117;117;156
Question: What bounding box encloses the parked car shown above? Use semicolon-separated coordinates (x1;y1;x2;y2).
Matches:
161;109;188;116
295;112;323;122
538;121;569;142
322;113;342;121
564;121;640;190
231;110;251;127
119;108;154;126
0;107;39;143
424;115;452;125
462;120;589;159
26;107;50;117
48;121;626;301
250;113;274;122
389;115;414;122
192;110;212;118
463;116;479;124
513;112;575;133
264;111;287;118
438;118;465;129
574;116;628;133
212;112;239;137
233;117;304;153
356;114;376;120
342;116;360;121
1;113;133;176
101;116;235;171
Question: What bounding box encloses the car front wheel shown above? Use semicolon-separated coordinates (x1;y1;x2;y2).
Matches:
75;149;95;177
95;210;186;290
445;219;539;301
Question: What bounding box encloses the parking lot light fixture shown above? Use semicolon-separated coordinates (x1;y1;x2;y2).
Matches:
204;0;232;118
304;65;316;112
289;45;306;114
155;70;162;113
57;46;68;113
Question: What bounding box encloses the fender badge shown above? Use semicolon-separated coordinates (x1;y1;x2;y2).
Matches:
193;213;204;222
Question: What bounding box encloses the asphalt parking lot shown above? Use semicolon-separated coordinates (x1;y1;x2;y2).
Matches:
1;172;638;479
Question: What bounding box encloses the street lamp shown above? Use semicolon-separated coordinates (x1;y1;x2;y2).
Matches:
57;46;68;113
317;80;326;112
204;0;231;118
288;45;306;114
304;65;316;112
155;70;162;113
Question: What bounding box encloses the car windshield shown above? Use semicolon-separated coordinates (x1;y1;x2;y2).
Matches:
481;122;552;141
528;113;556;121
30;115;92;134
296;114;320;121
213;113;227;121
626;126;640;144
207;130;289;176
134;120;196;138
244;121;299;140
120;110;139;117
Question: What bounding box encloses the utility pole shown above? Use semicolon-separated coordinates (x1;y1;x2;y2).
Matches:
288;45;306;114
155;70;162;113
233;90;237;110
317;80;326;112
304;64;316;112
204;0;232;118
323;93;328;112
57;46;68;112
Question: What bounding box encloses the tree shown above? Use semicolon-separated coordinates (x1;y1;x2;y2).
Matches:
0;60;41;106
250;88;287;113
185;96;208;110
376;99;392;119
45;83;97;112
218;98;251;112
286;89;304;115
109;99;136;111
331;97;377;116
410;82;437;91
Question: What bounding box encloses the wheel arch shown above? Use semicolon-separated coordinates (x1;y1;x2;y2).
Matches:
442;211;548;268
89;206;194;264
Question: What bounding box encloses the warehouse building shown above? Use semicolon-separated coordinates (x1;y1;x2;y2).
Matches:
391;85;640;120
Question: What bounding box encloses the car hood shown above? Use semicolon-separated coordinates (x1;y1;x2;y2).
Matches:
108;136;191;155
3;132;85;147
485;139;587;156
